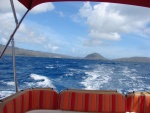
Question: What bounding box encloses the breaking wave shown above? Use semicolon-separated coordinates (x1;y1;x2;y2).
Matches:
25;73;56;89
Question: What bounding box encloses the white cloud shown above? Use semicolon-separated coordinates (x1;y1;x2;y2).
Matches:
0;0;55;14
84;39;103;46
0;0;55;45
89;30;120;40
31;3;55;14
79;2;92;18
0;12;15;44
14;21;61;52
79;2;150;44
0;0;26;14
0;37;7;44
0;12;60;53
0;0;57;52
44;44;59;52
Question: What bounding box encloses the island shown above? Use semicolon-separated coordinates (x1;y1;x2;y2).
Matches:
1;44;150;63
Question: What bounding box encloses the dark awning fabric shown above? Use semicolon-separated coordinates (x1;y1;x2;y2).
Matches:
18;0;150;10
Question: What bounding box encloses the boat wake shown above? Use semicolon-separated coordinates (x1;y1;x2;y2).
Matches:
81;64;113;90
80;64;150;94
0;57;150;99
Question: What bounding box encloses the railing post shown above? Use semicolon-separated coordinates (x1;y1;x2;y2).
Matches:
10;0;18;92
11;38;18;92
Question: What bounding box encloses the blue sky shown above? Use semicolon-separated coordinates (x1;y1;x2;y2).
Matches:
0;0;150;59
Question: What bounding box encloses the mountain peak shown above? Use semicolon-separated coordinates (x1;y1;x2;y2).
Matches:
85;53;107;60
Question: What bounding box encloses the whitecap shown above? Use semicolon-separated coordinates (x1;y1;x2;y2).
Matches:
65;73;73;76
0;91;15;99
46;65;54;69
6;81;15;86
2;81;15;86
84;65;89;68
26;74;56;89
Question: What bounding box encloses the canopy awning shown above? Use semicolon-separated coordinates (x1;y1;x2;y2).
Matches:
18;0;150;10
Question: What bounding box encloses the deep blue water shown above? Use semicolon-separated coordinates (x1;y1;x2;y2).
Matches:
0;56;150;99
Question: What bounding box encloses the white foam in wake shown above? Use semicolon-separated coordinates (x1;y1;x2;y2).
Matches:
4;81;15;86
1;80;15;86
0;91;15;99
26;74;55;89
46;65;54;69
81;65;113;90
118;66;150;92
65;73;73;76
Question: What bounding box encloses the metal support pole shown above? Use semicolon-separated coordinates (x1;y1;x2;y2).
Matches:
10;0;18;25
11;38;18;92
10;0;19;92
0;0;29;92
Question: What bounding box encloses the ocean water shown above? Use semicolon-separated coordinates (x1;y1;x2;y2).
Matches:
0;56;150;99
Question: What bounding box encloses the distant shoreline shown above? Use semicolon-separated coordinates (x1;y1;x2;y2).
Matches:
1;44;150;63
